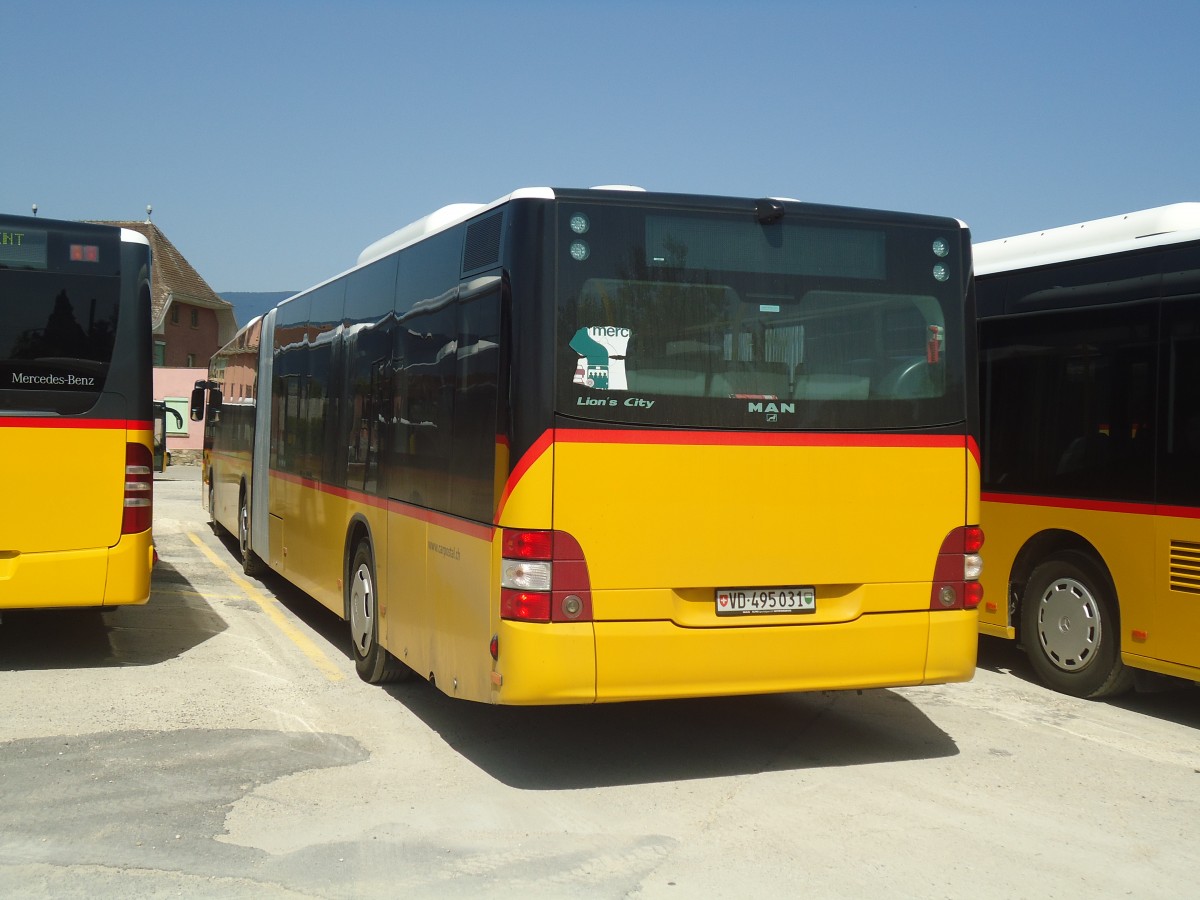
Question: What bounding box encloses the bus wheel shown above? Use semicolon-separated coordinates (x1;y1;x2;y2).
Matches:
347;539;409;684
208;481;218;531
239;492;266;577
1020;554;1133;699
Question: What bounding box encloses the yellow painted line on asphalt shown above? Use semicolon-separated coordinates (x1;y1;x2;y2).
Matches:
154;586;245;600
186;531;344;682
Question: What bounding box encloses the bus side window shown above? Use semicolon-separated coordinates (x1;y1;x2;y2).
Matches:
1161;304;1200;506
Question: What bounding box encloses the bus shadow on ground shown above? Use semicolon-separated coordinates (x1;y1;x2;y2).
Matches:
207;539;966;788
977;634;1199;727
1109;687;1200;728
386;681;960;790
975;634;1038;684
0;560;227;671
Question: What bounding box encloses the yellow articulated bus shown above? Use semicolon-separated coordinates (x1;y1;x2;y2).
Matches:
1;214;155;613
976;203;1200;697
196;187;982;704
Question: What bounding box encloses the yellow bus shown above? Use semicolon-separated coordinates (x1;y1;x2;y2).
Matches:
1;214;155;613
196;187;982;704
976;203;1200;697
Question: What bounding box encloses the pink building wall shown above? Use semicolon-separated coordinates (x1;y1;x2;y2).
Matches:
154;367;207;457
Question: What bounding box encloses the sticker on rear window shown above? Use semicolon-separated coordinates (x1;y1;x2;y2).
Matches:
570;325;630;390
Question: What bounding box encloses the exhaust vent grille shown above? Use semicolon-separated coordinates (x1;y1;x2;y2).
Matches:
1169;540;1200;594
463;212;503;273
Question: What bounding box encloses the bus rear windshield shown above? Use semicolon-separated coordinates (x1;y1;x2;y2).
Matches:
0;269;121;414
556;203;967;430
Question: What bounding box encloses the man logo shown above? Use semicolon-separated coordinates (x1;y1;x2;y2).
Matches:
748;401;795;415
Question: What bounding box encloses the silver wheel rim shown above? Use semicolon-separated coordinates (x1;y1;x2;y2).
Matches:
239;501;250;555
1035;576;1102;673
349;561;374;656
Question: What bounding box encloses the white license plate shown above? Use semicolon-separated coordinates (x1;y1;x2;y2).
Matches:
716;587;816;616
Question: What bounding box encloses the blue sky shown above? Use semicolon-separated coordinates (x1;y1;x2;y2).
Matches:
6;1;1198;292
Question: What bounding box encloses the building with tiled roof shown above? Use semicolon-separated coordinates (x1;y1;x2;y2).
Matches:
87;217;237;465
90;218;236;368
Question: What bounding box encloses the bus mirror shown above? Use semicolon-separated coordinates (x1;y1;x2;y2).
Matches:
190;385;206;421
191;380;221;421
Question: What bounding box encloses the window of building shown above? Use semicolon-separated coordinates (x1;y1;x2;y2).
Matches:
191;308;199;328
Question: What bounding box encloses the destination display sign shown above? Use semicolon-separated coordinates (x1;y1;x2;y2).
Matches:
0;228;48;270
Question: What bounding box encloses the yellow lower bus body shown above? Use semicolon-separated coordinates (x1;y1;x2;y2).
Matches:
495;610;977;705
979;495;1200;683
0;422;154;610
0;529;154;609
265;432;980;704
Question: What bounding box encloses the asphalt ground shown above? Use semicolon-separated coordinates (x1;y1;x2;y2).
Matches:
1;467;1197;898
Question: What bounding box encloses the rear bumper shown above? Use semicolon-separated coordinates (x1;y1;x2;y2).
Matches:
492;609;978;704
0;529;154;610
595;610;978;701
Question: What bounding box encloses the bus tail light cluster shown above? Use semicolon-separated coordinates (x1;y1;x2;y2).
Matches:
930;526;984;610
122;443;153;534
500;529;592;624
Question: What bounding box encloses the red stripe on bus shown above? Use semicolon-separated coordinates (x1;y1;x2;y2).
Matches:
985;492;1200;520
495;430;555;522
981;492;1165;517
554;428;968;450
269;469;494;540
494;429;972;522
384;501;494;540
0;417;153;431
270;469;390;509
270;428;977;538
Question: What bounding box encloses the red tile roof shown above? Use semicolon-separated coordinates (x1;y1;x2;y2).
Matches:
92;220;230;321
91;220;236;343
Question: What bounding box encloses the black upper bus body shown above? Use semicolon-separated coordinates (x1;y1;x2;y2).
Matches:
1;214;152;422
977;225;1200;508
214;188;977;529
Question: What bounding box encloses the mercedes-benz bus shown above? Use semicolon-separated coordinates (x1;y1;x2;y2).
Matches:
1;214;154;613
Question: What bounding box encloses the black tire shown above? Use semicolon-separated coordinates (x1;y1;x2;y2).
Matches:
1020;554;1134;699
347;539;409;684
239;491;266;577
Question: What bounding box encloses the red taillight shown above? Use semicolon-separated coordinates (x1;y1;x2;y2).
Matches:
502;529;553;560
122;443;153;534
964;581;985;610
500;590;552;622
930;526;984;611
963;526;984;554
499;529;592;624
